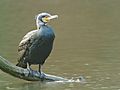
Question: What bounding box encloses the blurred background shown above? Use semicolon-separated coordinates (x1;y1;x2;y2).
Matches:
0;0;120;90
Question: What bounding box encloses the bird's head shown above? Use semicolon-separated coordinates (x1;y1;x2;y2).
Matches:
35;12;58;29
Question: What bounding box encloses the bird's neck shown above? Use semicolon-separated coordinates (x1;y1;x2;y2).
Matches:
37;24;48;30
36;22;47;30
36;19;48;29
37;24;40;30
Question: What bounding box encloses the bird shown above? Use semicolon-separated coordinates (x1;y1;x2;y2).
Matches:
16;12;58;74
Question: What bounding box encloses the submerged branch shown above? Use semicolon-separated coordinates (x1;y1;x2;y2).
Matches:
0;56;68;82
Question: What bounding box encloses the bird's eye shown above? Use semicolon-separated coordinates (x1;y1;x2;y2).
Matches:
42;16;46;18
42;16;49;18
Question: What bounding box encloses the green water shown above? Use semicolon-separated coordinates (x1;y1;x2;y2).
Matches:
0;0;120;90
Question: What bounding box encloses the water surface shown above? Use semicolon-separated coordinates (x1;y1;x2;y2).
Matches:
0;0;120;90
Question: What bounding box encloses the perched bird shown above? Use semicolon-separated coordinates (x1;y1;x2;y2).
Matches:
16;12;58;73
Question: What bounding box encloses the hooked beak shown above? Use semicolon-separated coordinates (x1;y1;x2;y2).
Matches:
48;15;58;20
42;15;58;23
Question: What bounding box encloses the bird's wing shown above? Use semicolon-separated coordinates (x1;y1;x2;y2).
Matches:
18;30;37;51
18;30;38;61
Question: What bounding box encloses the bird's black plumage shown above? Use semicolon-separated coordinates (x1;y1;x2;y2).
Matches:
16;25;55;68
16;12;58;73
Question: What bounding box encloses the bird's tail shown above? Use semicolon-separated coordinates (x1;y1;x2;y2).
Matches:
16;61;27;68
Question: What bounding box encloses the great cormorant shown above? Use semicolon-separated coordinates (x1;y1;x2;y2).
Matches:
16;12;58;73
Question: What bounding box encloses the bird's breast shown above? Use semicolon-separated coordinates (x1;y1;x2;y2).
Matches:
38;26;55;41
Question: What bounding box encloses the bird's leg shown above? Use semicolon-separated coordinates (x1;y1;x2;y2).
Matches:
27;63;32;71
27;63;30;69
39;64;41;73
39;64;45;78
26;63;34;76
39;65;44;74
